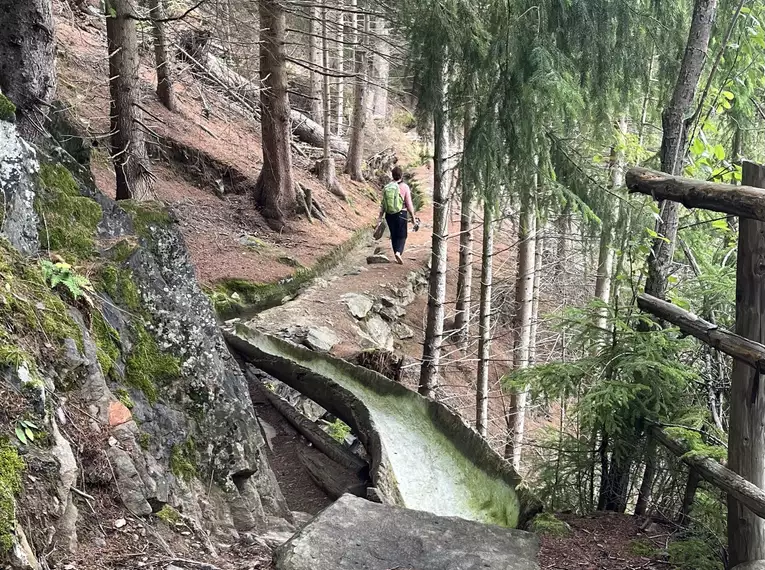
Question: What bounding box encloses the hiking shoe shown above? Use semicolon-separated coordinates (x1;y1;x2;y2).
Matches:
394;252;403;265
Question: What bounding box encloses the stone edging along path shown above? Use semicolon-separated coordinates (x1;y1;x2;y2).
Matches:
223;325;542;529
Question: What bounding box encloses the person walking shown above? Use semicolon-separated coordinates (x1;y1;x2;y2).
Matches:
377;166;418;264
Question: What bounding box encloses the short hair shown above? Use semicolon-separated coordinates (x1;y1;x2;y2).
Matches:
391;166;403;181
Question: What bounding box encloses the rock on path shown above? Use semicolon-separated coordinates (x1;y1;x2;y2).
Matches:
275;494;539;570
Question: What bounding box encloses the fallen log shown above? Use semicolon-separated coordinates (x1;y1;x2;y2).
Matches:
651;425;765;520
247;375;367;473
177;39;348;155
297;445;367;499
626;166;765;222
637;293;765;372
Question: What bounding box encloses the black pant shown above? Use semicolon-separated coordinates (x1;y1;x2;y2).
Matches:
385;211;408;255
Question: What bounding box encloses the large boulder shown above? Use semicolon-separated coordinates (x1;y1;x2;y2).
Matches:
275;494;540;570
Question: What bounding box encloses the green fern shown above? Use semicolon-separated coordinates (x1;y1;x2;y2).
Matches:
39;260;94;302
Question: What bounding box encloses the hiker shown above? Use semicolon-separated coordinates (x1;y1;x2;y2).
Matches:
377;166;418;264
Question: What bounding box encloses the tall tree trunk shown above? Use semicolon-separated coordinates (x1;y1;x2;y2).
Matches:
418;75;449;398
529;234;543;366
727;161;765;567
454;110;474;349
0;0;55;139
254;0;295;228
555;204;571;277
635;435;657;515
597;430;610;510
506;185;536;468
106;0;153;201
344;3;368;181
602;450;632;513
595;122;626;332
370;17;389;119
645;0;718;299
334;6;344;136
307;5;323;122
148;0;175;111
475;200;494;437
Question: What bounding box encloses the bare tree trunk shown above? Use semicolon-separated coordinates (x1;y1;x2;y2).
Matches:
555;205;571;277
506;185;536;468
645;0;718;299
317;1;343;197
254;0;295;228
308;5;323;122
106;0;153;201
344;2;368;182
370;17;389;119
419;74;449;398
727;161;765;567
475;200;493;437
148;0;175;111
454;110;474;349
0;0;55;139
334;5;345;136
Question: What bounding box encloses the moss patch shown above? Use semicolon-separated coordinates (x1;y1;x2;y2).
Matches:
96;264;142;313
0;94;16;123
170;437;197;481
125;323;180;404
210;226;370;318
137;432;151;451
155;504;182;525
326;419;351;443
531;512;570;537
91;312;121;379
36;164;102;259
115;388;134;410
0;441;24;553
119;201;172;238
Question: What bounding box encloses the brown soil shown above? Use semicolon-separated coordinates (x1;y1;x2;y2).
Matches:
539;513;672;570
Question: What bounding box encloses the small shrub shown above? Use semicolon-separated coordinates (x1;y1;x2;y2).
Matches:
326;419;351;443
629;539;657;557
40;260;93;301
667;538;723;570
0;441;24;552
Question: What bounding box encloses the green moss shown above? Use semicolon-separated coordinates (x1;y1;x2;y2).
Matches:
0;441;24;553
137;432;151;451
668;538;723;570
210;226;370;318
115;388;134;410
119;201;172;237
0;93;16;122
170;437;197;481
0;346;27;369
155;505;182;525
530;513;570;537
96;265;142;312
326;419;351;443
92;312;121;379
36;164;102;259
108;239;138;263
125;322;180;404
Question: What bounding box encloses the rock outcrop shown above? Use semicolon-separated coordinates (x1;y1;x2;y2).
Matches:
275;494;540;570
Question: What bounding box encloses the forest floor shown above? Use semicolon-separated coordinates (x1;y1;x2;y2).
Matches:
51;3;673;569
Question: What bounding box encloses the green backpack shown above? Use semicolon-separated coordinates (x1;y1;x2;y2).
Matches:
382;181;404;214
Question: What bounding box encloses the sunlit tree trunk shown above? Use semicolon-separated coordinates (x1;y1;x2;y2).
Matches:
344;2;368;181
475;199;494;436
334;5;345;136
308;5;323;122
419;67;449;398
454;110;474;349
370;17;389;119
529;233;543;366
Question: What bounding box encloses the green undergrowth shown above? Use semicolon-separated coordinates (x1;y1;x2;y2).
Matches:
0;441;24;553
170;437;197;481
91;312;121;379
0;93;16;123
629;539;657;557
36;163;102;259
668;538;723;570
125;323;181;404
96;264;142;313
156;504;182;525
530;512;570;537
210;227;370;318
326;419;351;443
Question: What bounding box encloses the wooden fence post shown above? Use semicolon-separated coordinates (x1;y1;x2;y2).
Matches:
728;161;765;567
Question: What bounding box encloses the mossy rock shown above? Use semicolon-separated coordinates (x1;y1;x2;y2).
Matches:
530;512;571;537
170;437;197;481
125;322;181;404
0;93;16;123
36;163;102;259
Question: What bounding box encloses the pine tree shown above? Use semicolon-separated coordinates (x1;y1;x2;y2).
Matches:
148;0;175;111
